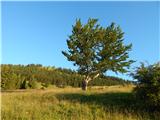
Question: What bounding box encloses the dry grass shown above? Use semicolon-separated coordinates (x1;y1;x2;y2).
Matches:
1;85;159;120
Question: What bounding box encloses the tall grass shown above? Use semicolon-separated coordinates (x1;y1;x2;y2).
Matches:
1;85;159;120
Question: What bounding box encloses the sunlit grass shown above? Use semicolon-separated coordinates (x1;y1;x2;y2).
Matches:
1;85;159;120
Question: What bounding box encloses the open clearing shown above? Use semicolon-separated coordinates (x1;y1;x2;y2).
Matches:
1;85;159;120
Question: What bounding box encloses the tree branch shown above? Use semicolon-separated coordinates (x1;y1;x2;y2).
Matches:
87;73;100;82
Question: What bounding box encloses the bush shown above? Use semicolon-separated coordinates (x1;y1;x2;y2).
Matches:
28;80;42;89
132;63;160;109
21;80;30;89
1;73;23;90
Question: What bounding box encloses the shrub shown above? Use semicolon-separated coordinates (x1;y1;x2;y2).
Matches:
28;80;42;89
132;62;160;109
1;73;23;90
21;80;30;89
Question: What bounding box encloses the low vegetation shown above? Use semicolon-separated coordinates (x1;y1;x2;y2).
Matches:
132;63;160;109
2;85;159;120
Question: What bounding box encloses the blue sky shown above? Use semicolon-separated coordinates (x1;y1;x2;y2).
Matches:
2;1;159;80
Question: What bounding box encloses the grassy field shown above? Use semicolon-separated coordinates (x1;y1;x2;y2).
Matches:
1;85;159;120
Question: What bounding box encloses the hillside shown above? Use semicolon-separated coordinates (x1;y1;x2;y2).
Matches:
1;64;132;90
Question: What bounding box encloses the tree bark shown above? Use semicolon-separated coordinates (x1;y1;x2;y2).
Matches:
82;79;88;90
81;73;99;91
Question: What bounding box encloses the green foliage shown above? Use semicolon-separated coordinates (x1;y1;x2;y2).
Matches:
28;80;42;89
1;72;23;90
132;62;160;108
1;64;131;90
21;80;30;89
62;18;134;79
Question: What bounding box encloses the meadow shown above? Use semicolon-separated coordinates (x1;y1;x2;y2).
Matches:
1;85;159;120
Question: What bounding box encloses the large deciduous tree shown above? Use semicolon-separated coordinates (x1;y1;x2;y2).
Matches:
62;18;134;90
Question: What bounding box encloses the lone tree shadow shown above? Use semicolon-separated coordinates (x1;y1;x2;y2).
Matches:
55;92;155;114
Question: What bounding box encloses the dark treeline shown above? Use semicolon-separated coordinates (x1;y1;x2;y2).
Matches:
1;64;132;90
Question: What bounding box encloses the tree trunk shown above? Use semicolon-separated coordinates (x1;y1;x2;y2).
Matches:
81;73;99;91
82;79;88;91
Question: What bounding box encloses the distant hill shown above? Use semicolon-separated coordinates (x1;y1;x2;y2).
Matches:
1;64;132;90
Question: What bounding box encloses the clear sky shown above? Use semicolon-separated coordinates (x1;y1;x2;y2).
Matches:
2;1;160;80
